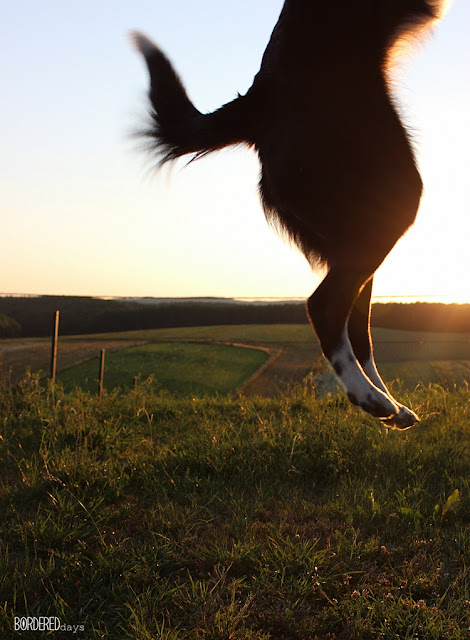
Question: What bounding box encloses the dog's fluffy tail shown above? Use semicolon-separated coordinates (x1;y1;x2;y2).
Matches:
131;31;254;164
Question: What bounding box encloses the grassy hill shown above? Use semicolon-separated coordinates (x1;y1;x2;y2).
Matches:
53;325;470;395
57;342;269;395
3;323;470;396
1;378;470;638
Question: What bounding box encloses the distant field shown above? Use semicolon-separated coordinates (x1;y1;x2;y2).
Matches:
78;324;470;364
57;342;269;395
380;360;470;389
83;323;317;345
3;324;470;395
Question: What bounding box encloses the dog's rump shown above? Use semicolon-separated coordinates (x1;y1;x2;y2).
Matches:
133;0;446;167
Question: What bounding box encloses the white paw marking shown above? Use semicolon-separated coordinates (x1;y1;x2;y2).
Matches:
361;356;390;395
329;328;418;426
362;357;419;428
382;405;419;430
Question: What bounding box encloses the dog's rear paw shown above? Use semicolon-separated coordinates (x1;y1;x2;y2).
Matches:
381;405;419;430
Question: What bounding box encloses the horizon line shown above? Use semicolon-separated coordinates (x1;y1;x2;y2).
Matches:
0;292;469;304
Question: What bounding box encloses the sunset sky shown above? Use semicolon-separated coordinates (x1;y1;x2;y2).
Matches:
1;0;469;301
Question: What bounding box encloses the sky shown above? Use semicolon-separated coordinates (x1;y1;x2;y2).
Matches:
1;0;469;301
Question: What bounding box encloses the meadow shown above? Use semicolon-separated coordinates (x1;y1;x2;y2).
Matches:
1;377;470;639
2;325;470;638
56;342;269;395
52;324;470;396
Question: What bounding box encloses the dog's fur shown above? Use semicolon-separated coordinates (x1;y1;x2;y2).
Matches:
132;0;448;428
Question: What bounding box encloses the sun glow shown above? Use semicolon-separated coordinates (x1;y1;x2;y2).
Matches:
0;1;468;301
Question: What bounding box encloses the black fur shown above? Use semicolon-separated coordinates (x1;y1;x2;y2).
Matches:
131;0;447;428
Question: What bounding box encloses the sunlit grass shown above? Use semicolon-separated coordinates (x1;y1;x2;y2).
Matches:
1;377;470;638
56;342;268;395
71;323;316;345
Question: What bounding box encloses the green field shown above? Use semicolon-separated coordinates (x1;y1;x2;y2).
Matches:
50;324;470;396
81;324;470;350
78;323;317;345
3;326;470;636
56;342;269;395
1;379;470;638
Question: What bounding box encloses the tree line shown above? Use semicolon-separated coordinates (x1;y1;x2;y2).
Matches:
1;296;470;338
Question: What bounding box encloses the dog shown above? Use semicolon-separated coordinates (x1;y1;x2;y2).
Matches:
131;0;448;428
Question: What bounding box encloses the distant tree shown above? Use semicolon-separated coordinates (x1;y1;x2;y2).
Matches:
3;295;470;337
371;302;470;333
0;313;21;337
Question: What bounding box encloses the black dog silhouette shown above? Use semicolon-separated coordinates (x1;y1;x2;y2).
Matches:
132;0;448;428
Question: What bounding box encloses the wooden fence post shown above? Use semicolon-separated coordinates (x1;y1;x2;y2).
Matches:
50;311;59;383
98;349;105;397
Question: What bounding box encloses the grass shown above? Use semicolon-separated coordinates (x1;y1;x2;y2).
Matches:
4;323;470;392
56;342;269;395
1;376;470;638
69;323;317;346
72;324;470;349
380;361;470;390
47;324;470;396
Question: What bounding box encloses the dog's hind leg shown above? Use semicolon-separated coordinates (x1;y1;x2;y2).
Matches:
348;277;419;428
347;278;389;393
306;267;417;428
